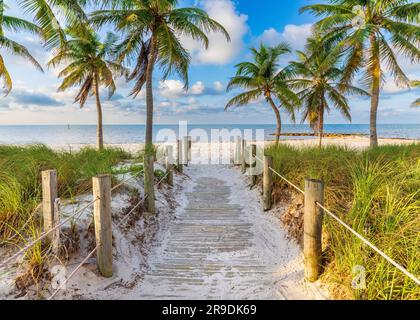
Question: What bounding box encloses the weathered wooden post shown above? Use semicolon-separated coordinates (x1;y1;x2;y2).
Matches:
42;170;58;243
241;139;246;174
235;136;241;165
188;136;192;162
183;136;189;166
143;155;156;214
166;164;174;186
249;143;257;186
177;139;183;173
92;174;113;277
165;145;174;169
304;178;324;282
263;155;273;211
165;145;174;186
52;198;61;254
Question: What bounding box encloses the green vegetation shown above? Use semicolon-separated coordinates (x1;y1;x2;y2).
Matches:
226;43;299;146
265;143;420;300
301;0;420;148
0;2;43;95
288;33;368;147
0;145;130;240
48;25;128;150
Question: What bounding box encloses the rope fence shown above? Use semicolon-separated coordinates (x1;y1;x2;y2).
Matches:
241;140;419;286
0;140;185;299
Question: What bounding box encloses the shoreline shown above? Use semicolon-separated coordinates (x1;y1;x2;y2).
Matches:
2;135;413;153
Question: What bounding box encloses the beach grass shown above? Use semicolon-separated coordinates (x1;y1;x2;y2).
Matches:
0;144;131;240
265;143;420;300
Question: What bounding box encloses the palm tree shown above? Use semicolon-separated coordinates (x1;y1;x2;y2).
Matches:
0;2;43;94
301;0;420;147
48;26;127;150
225;43;299;145
411;80;420;107
289;34;369;147
91;0;229;212
17;0;88;49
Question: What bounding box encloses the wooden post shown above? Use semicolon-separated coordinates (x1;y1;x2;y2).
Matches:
165;145;174;186
188;136;192;161
143;155;156;214
235;136;241;165
263;156;273;211
304;178;324;282
241;139;246;174
183;136;189;166
177;139;183;173
166;164;174;186
165;145;174;168
92;174;113;277
249;143;257;186
42;170;57;243
52;198;61;254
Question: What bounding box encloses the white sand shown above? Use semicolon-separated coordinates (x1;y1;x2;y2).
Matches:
47;136;418;154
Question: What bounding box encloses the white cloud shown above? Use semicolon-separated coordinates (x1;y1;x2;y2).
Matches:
181;0;249;65
159;80;225;99
191;81;205;95
256;24;313;51
159;80;186;99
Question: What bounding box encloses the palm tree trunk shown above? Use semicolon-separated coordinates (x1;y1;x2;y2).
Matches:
267;95;282;146
369;34;380;148
143;34;158;214
318;104;324;148
94;74;104;151
145;35;158;152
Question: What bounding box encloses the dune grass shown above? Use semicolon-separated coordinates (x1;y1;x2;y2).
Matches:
265;143;420;300
0;144;131;240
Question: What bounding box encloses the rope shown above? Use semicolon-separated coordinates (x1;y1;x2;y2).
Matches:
316;202;420;286
254;155;419;285
110;170;144;192
269;167;304;194
116;196;148;228
0;197;99;269
47;244;99;300
7;203;42;242
156;171;170;185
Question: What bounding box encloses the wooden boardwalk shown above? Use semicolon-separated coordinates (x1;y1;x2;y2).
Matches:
134;165;324;300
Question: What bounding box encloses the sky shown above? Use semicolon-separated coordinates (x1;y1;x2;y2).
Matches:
1;0;419;125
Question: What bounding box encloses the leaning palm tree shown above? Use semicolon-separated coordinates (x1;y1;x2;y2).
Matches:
48;26;127;150
289;34;369;147
225;43;299;145
301;0;420;147
411;81;420;107
91;0;230;212
0;2;43;94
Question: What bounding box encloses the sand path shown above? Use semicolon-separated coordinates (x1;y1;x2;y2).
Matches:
132;164;325;300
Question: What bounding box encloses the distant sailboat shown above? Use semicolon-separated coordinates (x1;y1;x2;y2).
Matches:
67;123;70;130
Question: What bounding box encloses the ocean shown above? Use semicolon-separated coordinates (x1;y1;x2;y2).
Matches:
0;124;419;146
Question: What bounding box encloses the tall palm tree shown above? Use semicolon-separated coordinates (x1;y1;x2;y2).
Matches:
0;2;43;94
301;0;420;147
411;80;420;107
289;34;369;147
225;43;299;145
91;0;229;212
17;0;88;49
48;26;127;150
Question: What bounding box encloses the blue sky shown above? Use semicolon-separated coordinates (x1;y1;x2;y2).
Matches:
1;0;419;125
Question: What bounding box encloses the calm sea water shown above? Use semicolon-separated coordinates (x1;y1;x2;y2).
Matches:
0;124;419;146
